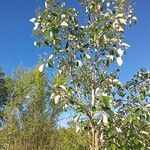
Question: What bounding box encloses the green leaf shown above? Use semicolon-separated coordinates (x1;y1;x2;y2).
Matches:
76;106;84;113
47;59;53;68
111;143;116;150
99;95;112;106
91;106;96;112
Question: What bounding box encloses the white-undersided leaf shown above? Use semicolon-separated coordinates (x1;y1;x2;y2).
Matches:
116;13;124;18
77;45;80;49
109;55;114;61
101;92;108;97
76;125;80;133
29;18;36;23
122;42;130;48
74;115;80;123
106;2;110;7
25;95;30;99
38;64;45;72
97;4;101;10
49;54;53;60
85;53;91;59
61;21;68;27
58;69;62;75
95;88;100;96
54;95;61;104
107;55;114;61
100;132;104;141
76;60;82;67
118;26;125;32
34;42;37;47
140;131;149;135
33;22;39;30
61;2;65;7
132;16;137;21
97;118;101;125
38;15;41;19
49;31;53;38
104;12;110;18
119;18;127;25
89;5;93;10
61;14;66;19
103;35;107;41
117;48;124;57
73;8;76;11
136;116;140;120
45;63;49;68
116;57;123;66
145;104;150;108
102;113;108;124
44;0;49;8
112;79;121;85
115;127;122;133
59;85;66;91
85;7;88;13
50;93;55;99
113;79;119;83
43;52;47;56
63;104;68;109
80;25;85;29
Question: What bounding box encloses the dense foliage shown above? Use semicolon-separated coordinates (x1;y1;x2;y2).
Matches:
0;67;89;150
29;0;150;149
0;0;149;150
0;68;56;149
0;68;8;127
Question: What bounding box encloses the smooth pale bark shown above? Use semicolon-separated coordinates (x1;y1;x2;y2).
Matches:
90;87;100;150
90;126;100;150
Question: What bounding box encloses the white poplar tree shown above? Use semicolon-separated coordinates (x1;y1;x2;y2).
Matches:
30;0;150;149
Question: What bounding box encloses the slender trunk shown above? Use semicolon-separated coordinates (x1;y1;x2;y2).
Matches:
95;130;99;150
90;87;100;150
90;126;99;150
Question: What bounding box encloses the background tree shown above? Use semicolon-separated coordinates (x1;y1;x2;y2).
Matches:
0;67;60;149
58;127;89;150
0;68;8;127
0;66;91;150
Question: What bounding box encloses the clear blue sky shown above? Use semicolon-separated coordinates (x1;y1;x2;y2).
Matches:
0;0;149;81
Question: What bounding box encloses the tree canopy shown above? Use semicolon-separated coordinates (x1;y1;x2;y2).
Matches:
0;0;149;150
29;0;150;149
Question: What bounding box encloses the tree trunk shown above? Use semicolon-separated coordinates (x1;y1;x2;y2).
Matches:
90;87;100;150
89;121;100;150
90;127;99;150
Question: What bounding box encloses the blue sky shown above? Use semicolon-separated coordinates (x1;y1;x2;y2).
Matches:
0;0;149;81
